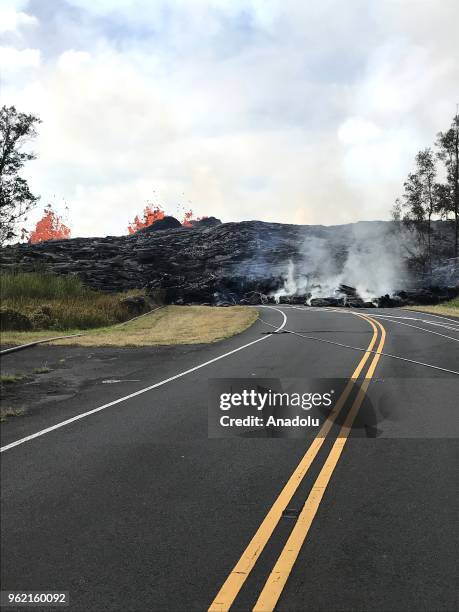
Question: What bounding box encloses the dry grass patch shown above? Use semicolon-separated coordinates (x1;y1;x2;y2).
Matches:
0;329;83;345
33;366;52;374
52;305;258;346
404;296;459;318
0;407;26;422
0;373;27;384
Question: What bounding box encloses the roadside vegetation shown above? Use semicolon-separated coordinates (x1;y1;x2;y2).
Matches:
53;305;257;346
393;112;458;269
0;305;257;347
32;366;52;374
0;364;55;423
0;373;28;421
0;373;27;384
0;271;148;333
404;296;459;318
0;407;26;422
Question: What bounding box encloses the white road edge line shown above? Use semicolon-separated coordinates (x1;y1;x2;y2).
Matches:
287;305;459;328
290;306;459;343
363;312;459;332
0;307;287;454
398;309;459;325
361;313;459;342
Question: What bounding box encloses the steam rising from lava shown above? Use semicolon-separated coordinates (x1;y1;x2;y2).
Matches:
275;222;409;302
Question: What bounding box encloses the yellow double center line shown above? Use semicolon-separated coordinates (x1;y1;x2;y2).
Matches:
209;313;386;612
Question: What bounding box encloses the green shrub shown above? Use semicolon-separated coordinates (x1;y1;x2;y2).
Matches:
30;306;55;329
0;308;32;331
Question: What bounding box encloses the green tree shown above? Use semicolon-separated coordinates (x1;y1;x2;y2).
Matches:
0;105;41;245
436;113;459;256
397;148;439;266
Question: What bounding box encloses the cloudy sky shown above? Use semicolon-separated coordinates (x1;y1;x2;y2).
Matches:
1;0;458;237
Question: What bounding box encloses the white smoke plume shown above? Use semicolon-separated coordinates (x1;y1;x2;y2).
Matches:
275;222;410;301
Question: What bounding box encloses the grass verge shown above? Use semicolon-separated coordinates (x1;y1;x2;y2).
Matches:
404;296;459;318
55;306;258;346
1;306;258;347
0;329;83;345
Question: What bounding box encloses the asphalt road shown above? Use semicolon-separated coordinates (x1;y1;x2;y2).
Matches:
1;306;458;612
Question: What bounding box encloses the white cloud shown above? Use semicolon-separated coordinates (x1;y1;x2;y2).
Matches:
338;118;381;146
0;8;37;33
0;46;40;74
56;50;91;71
2;0;458;237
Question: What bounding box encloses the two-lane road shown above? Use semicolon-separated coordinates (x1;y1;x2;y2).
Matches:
1;306;458;611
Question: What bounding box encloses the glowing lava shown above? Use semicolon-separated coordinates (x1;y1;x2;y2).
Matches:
29;205;71;243
128;204;207;233
181;210;207;227
128;205;166;234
